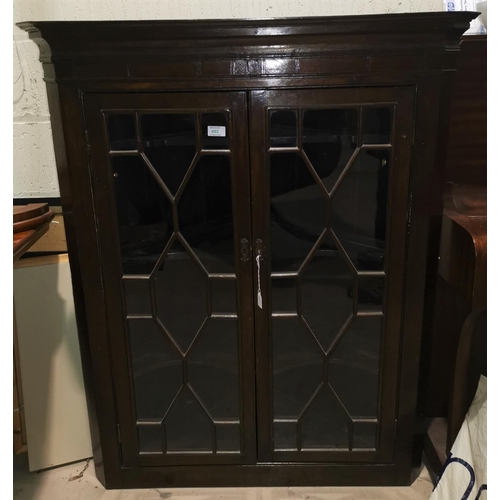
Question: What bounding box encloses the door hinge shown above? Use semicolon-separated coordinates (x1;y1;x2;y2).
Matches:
394;419;399;441
117;423;122;444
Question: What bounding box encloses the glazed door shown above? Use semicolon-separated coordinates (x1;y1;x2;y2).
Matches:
250;87;414;463
84;92;256;466
84;88;414;469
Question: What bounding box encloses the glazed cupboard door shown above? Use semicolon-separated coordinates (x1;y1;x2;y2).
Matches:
83;92;256;466
250;87;414;463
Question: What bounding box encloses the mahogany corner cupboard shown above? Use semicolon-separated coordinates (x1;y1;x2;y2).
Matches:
18;12;477;489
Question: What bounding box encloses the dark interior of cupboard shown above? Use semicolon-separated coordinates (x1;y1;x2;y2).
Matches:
109;102;392;455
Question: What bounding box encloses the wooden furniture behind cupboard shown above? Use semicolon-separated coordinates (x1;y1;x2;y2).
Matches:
18;12;477;489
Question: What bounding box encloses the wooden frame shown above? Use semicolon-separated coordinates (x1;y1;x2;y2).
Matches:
18;12;477;488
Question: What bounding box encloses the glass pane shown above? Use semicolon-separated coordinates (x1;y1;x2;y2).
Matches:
216;424;240;452
358;276;385;312
363;107;392;144
270;153;326;272
211;278;237;314
303;108;358;192
123;279;151;315
329;316;382;418
107;114;136;150
353;422;377;449
138;425;163;453
112;156;172;275
141;113;197;196
165;388;213;452
301;386;350;449
331;149;390;271
272;317;323;419
178;155;235;273
154;240;208;353
188;318;240;419
301;238;354;352
271;277;297;313
201;113;230;150
269;110;297;147
274;421;297;450
128;319;182;420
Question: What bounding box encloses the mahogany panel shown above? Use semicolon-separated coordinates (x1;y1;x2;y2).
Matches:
444;35;487;184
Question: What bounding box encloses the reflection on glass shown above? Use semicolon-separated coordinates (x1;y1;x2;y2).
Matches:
270;153;326;272
301;239;354;351
107;114;136;150
138;425;163;453
165;388;213;452
271;277;297;313
357;276;385;311
301;386;350;449
112;156;172;275
269;110;297;147
201;113;230;150
123;279;152;316
109;108;241;455
331;149;390;271
303;108;358;192
353;422;377;449
155;240;208;353
216;424;240;452
128;319;182;420
363;107;392;144
267;105;390;453
329;316;382;417
274;421;296;450
142;113;197;196
272;317;323;419
178;155;234;273
189;318;240;419
211;278;237;314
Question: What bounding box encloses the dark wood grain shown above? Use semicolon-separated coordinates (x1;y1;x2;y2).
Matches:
418;35;486;420
420;183;486;418
445;35;487;185
447;308;486;450
423;308;486;481
17;12;476;489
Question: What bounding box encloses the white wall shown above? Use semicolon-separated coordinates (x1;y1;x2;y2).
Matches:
13;0;442;198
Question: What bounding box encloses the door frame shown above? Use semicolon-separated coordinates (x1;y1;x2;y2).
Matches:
249;86;415;464
83;91;257;467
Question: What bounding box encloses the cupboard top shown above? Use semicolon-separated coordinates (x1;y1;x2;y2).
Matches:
18;12;477;85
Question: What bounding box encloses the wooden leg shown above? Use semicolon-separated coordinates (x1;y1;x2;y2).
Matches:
14;301;27;454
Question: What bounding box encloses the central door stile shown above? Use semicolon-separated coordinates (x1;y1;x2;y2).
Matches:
229;91;258;464
248;90;274;463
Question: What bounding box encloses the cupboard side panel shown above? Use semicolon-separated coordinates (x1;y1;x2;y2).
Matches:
45;81;123;487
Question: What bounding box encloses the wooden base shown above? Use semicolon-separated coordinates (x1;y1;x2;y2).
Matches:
104;462;414;489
